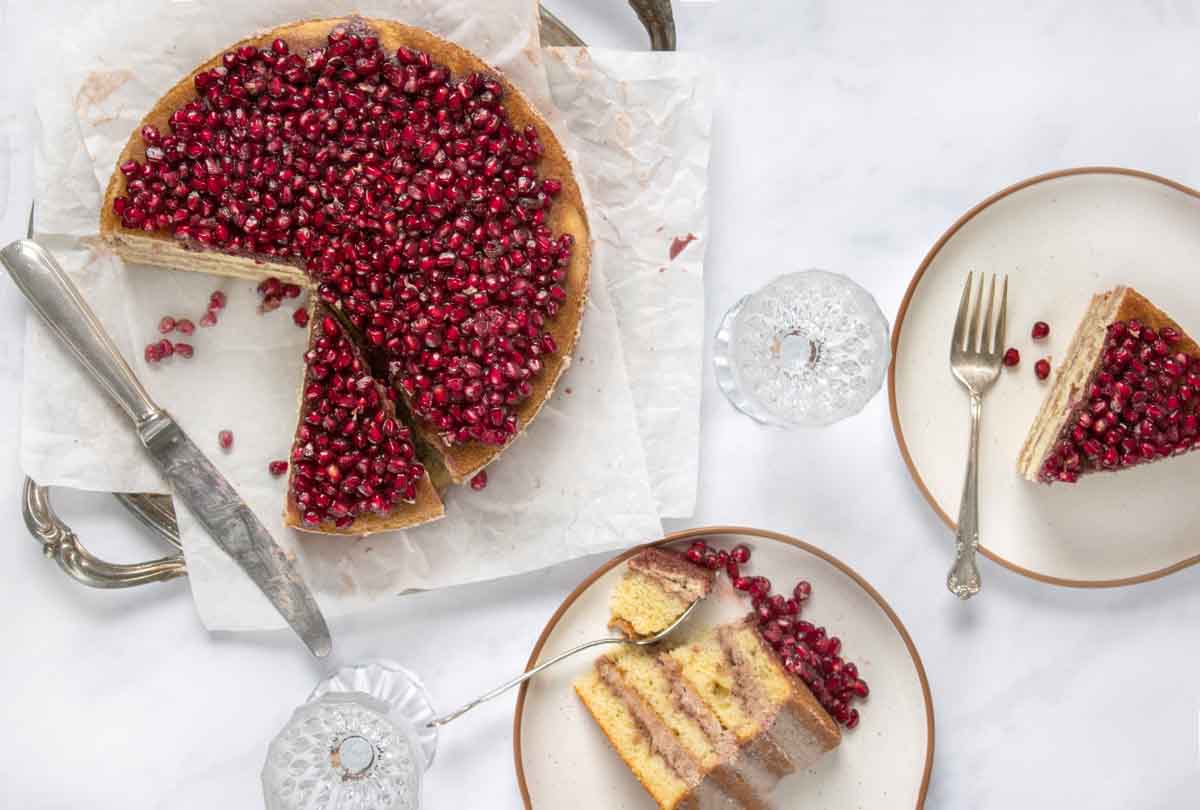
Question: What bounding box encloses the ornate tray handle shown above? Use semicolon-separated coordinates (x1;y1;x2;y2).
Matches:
23;478;186;589
19;2;674;589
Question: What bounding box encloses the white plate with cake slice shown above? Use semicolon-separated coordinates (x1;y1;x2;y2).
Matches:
513;527;933;810
891;167;1200;586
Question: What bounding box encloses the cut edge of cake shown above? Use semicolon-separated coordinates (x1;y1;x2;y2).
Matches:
283;300;444;535
97;16;592;497
1018;286;1200;483
575;618;841;810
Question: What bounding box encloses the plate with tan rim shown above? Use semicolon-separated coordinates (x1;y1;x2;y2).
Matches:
513;526;934;809
891;167;1200;587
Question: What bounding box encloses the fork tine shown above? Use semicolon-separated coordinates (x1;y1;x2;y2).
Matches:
952;272;973;352
980;275;996;354
967;271;983;353
993;275;1008;356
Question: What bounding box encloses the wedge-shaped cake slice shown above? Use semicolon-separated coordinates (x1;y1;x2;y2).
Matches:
1018;286;1200;483
575;620;840;809
285;303;443;533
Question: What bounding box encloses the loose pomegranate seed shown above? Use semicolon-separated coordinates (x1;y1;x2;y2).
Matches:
199;311;218;328
731;544;751;564
1035;358;1051;380
176;318;195;335
794;580;812;602
158;338;174;358
144;343;162;363
293;307;310;328
158;316;176;333
175;342;194;358
1003;348;1020;367
268;460;289;476
1032;321;1050;340
209;291;227;310
470;470;488;490
217;429;234;449
111;27;575;450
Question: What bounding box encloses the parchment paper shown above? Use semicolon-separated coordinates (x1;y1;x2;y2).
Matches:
21;0;711;630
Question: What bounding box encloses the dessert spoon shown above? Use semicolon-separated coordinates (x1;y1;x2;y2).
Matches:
427;598;701;727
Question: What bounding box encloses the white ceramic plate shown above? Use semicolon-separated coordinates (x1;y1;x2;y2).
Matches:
891;167;1200;586
513;527;933;810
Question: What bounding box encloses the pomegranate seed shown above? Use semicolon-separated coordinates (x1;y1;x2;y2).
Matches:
174;342;194;358
268;460;288;476
731;544;751;564
1034;358;1051;380
470;470;488;490
845;709;860;729
176;318;195;335
209;290;227;310
686;547;705;564
725;561;741;580
217;429;234;449
158;316;176;334
158;339;174;357
199;311;218;328
733;576;754;591
144;343;162;363
293;307;310;328
1031;321;1050;340
793;580;812;602
1003;347;1020;367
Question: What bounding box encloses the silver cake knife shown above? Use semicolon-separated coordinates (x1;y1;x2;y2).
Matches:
1;237;332;658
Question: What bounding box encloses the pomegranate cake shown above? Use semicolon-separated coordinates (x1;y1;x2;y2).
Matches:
99;17;590;533
1018;286;1200;483
574;619;841;810
609;548;716;639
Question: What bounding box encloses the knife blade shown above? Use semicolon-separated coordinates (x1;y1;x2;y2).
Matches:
1;237;331;658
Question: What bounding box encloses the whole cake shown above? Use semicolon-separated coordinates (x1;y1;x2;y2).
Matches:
99;17;590;533
575;620;841;810
609;549;716;639
1018;286;1200;483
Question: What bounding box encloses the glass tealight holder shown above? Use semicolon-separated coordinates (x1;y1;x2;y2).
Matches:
263;661;437;810
713;269;891;427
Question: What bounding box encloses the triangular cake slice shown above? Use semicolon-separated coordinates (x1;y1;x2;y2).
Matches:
98;17;591;511
284;302;443;533
1018;286;1200;483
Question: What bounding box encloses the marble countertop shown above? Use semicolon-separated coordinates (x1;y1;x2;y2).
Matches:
2;1;1199;807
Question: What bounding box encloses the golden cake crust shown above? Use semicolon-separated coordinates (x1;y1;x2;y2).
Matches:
100;16;591;499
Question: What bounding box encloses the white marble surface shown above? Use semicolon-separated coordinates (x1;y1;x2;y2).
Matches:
2;1;1200;807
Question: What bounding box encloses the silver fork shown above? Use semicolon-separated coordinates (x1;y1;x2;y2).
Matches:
947;272;1007;600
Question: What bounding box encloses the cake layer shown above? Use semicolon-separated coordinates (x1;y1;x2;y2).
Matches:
610;549;714;639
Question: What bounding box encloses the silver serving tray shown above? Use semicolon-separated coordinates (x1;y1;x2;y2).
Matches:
24;1;676;589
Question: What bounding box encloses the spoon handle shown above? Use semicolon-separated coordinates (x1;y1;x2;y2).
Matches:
427;635;623;727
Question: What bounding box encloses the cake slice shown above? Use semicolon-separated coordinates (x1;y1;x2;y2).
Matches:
609;549;715;639
1018;287;1200;483
284;302;443;533
575;620;840;809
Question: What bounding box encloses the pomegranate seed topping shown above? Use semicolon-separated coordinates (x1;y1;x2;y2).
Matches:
1034;358;1051;380
1031;321;1050;340
470;470;488;490
1003;347;1020;367
731;544;751;564
269;460;289;476
217;429;234;449
293;307;310;328
686;547;705;564
158;316;176;333
111;29;576;450
733;576;754;591
174;342;194;358
209;290;227;310
176;318;195;335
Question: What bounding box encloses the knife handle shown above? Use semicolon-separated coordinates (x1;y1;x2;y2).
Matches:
1;239;163;429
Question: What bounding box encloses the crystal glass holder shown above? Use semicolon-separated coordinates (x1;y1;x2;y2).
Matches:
713;269;891;427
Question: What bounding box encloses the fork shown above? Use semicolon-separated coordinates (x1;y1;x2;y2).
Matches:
947;272;1008;599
